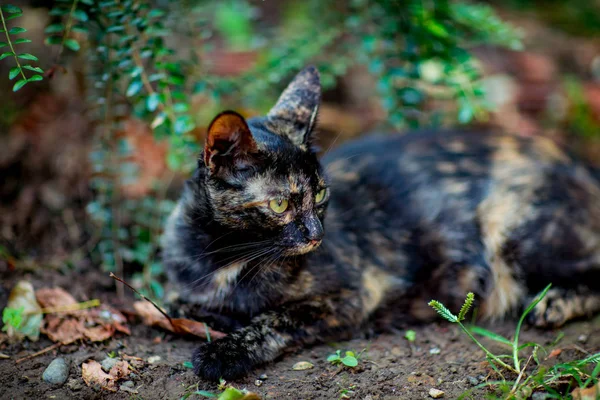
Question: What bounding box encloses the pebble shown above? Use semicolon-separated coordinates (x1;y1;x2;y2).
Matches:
42;358;69;385
429;388;445;398
429;347;441;355
467;376;479;386
147;355;161;364
66;378;82;391
532;392;549;400
292;361;314;370
578;334;588;343
259;374;268;380
101;357;119;372
254;379;263;387
120;380;138;394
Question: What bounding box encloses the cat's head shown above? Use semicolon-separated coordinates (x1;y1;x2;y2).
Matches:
198;66;328;256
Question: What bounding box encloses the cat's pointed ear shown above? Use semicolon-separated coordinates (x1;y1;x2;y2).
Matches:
204;111;257;173
266;65;321;147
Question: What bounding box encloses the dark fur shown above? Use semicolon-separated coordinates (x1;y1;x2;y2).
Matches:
162;66;600;381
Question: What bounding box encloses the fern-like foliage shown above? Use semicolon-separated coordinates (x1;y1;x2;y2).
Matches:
0;4;44;91
428;300;458;323
458;292;475;321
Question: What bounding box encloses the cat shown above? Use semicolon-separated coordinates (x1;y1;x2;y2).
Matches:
162;66;600;381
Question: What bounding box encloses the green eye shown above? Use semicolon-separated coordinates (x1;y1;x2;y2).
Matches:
315;188;327;204
269;198;289;214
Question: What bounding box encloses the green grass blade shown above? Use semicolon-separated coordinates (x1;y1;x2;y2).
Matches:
469;326;512;346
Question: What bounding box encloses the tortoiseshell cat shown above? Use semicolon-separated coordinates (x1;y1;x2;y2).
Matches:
162;66;600;381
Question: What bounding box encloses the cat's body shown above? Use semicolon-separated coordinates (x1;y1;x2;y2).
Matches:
163;67;600;381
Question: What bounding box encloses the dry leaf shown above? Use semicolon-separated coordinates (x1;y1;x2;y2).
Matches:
3;281;43;342
81;360;131;392
36;287;78;310
82;360;117;392
572;383;600;400
36;287;130;344
547;349;562;359
133;301;225;339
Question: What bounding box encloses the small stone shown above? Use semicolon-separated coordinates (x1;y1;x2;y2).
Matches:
467;376;479;386
42;358;69;385
254;379;263;387
292;361;314;370
120;380;138;394
101;357;119;372
147;355;161;364
259;374;268;380
450;366;458;373
532;392;549;400
429;388;444;398
429;347;441;355
66;378;82;391
578;334;588;343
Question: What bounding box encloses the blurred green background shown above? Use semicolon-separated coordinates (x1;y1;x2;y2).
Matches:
2;0;600;299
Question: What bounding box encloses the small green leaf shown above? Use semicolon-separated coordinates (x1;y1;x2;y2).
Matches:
405;330;416;342
341;356;358;368
126;80;143;97
13;79;27;92
148;9;165;18
0;52;15;61
17;53;38;61
13;38;31;44
1;5;22;13
27;74;43;82
194;390;217;398
5;12;22;21
45;36;62;45
44;23;64;34
146;93;160;112
72;9;88;22
8;27;26;34
174;115;195;135
23;65;43;73
64;39;80;51
217;387;247;400
182;361;193;369
9;67;20;80
173;103;189;113
0;41;7;48
326;354;339;362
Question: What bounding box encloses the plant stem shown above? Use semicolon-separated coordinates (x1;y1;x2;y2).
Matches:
0;8;27;81
458;321;518;374
55;0;80;65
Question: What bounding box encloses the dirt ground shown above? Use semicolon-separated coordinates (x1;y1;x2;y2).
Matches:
1;268;599;400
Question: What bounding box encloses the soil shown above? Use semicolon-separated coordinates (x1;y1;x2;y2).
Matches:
1;268;599;400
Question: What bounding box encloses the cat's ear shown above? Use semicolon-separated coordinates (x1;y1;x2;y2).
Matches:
204;111;257;173
266;65;321;147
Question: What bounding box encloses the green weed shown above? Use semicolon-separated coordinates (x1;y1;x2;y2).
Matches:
428;285;600;399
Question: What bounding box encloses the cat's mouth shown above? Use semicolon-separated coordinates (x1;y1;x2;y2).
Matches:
284;239;322;256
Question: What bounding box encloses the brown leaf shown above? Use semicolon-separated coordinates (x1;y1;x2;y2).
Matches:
36;287;78;310
82;360;117;392
37;288;130;344
547;349;562;359
42;317;85;344
108;360;130;381
133;301;226;339
572;382;600;400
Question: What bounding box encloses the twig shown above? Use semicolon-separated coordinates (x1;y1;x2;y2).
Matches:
15;343;61;364
109;273;174;326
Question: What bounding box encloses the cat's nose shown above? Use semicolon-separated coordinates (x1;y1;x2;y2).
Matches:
303;215;323;242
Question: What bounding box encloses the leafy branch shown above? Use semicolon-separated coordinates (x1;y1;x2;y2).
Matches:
0;4;43;91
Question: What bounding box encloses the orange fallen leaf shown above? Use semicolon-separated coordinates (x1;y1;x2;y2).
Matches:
36;287;78;310
572;382;600;400
547;349;562;359
133;301;225;340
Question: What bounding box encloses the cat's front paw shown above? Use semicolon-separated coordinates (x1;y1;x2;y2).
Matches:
192;337;254;381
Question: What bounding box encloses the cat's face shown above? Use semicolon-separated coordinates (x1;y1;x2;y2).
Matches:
200;66;328;256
